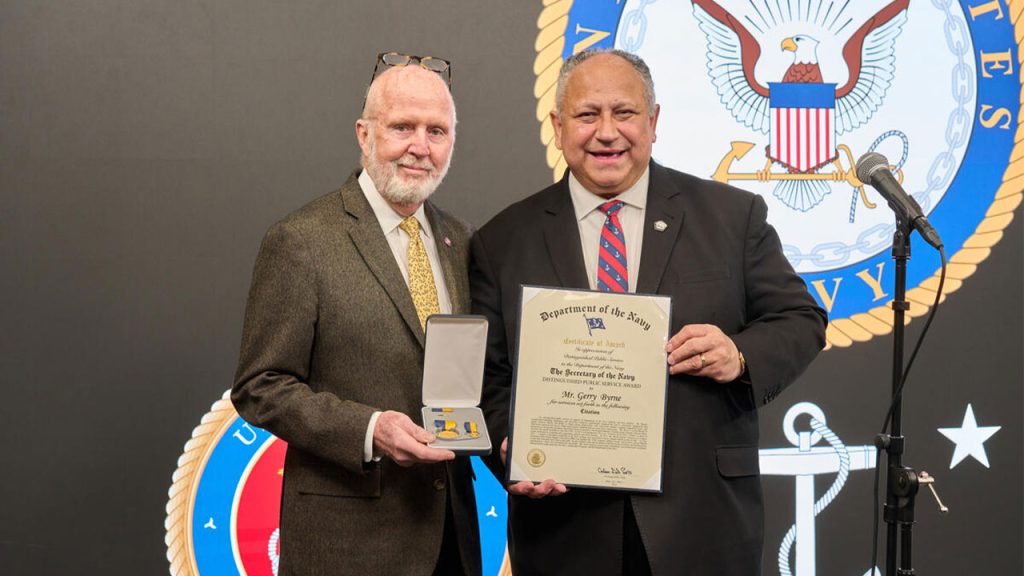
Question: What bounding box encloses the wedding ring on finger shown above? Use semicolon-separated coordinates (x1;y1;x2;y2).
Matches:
699;353;707;369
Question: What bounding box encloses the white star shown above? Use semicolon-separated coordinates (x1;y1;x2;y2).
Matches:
937;404;1001;469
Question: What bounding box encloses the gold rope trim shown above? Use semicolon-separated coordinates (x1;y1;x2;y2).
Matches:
537;0;572;179
165;390;238;576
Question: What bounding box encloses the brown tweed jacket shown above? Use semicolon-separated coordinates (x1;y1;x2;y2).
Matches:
232;172;481;576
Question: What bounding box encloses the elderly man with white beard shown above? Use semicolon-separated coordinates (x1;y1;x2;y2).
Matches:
231;53;482;576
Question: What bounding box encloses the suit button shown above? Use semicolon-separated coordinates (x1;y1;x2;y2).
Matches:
433;478;446;491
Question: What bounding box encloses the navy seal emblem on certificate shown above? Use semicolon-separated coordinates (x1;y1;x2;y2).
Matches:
507;286;671;491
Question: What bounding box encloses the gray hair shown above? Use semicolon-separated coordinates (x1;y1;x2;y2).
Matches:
554;49;656;117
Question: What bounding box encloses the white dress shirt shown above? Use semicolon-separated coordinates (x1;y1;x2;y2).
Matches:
568;167;649;293
358;170;453;313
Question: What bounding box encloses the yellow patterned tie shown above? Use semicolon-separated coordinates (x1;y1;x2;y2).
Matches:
398;216;440;330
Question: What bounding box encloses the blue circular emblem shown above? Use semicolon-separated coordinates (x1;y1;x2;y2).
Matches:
536;0;1023;348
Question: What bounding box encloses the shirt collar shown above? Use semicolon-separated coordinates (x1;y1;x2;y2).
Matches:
358;169;433;238
568;166;650;222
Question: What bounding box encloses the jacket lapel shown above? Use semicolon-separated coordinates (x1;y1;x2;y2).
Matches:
636;163;686;294
424;202;468;313
541;179;590;289
340;175;425;346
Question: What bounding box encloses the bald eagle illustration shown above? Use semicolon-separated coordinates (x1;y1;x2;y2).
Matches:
781;35;822;83
691;0;909;211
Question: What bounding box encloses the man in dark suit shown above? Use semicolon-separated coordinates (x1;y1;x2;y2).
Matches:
471;49;827;575
232;54;481;576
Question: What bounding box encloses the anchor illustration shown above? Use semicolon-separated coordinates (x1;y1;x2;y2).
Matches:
759;402;880;576
712;141;905;220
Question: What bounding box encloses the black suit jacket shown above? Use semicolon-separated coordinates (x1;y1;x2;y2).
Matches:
232;173;481;576
470;162;826;575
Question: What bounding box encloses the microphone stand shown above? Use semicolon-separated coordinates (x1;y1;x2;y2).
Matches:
877;220;941;576
872;216;951;575
879;219;919;576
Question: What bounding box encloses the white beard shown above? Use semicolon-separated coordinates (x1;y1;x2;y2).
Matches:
364;141;451;208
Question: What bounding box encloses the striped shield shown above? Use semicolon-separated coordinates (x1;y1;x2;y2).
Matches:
768;82;838;173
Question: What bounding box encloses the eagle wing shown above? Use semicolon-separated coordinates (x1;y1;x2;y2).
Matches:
692;0;771;134
834;0;910;134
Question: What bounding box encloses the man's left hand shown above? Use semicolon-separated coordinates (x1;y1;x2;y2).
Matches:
665;324;743;382
500;438;568;499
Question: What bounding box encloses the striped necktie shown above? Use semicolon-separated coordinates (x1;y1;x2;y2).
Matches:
398;216;439;330
597;200;628;293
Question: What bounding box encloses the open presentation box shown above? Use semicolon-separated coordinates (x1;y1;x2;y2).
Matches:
420;314;492;456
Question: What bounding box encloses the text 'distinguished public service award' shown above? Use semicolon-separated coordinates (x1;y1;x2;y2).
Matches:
507;286;670;491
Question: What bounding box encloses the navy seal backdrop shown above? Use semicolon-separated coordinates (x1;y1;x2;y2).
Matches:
0;1;1020;575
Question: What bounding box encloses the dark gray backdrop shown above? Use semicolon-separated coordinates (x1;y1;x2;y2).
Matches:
1;1;1020;575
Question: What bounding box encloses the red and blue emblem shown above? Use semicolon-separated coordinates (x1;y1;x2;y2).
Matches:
769;82;837;175
166;397;283;575
166;392;510;575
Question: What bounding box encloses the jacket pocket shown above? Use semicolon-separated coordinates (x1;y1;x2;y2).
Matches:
292;464;382;498
716;444;760;478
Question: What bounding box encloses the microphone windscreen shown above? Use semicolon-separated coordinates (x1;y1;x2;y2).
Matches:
855;151;890;184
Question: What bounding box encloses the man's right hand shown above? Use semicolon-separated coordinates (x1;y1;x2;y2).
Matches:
373;411;455;466
500;437;568;499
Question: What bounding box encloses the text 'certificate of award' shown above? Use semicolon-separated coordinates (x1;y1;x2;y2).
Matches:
507;286;670;492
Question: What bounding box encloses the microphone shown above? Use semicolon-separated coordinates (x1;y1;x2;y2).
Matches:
856;152;943;249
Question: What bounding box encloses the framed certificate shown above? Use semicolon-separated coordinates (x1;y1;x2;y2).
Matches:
506;285;671;491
